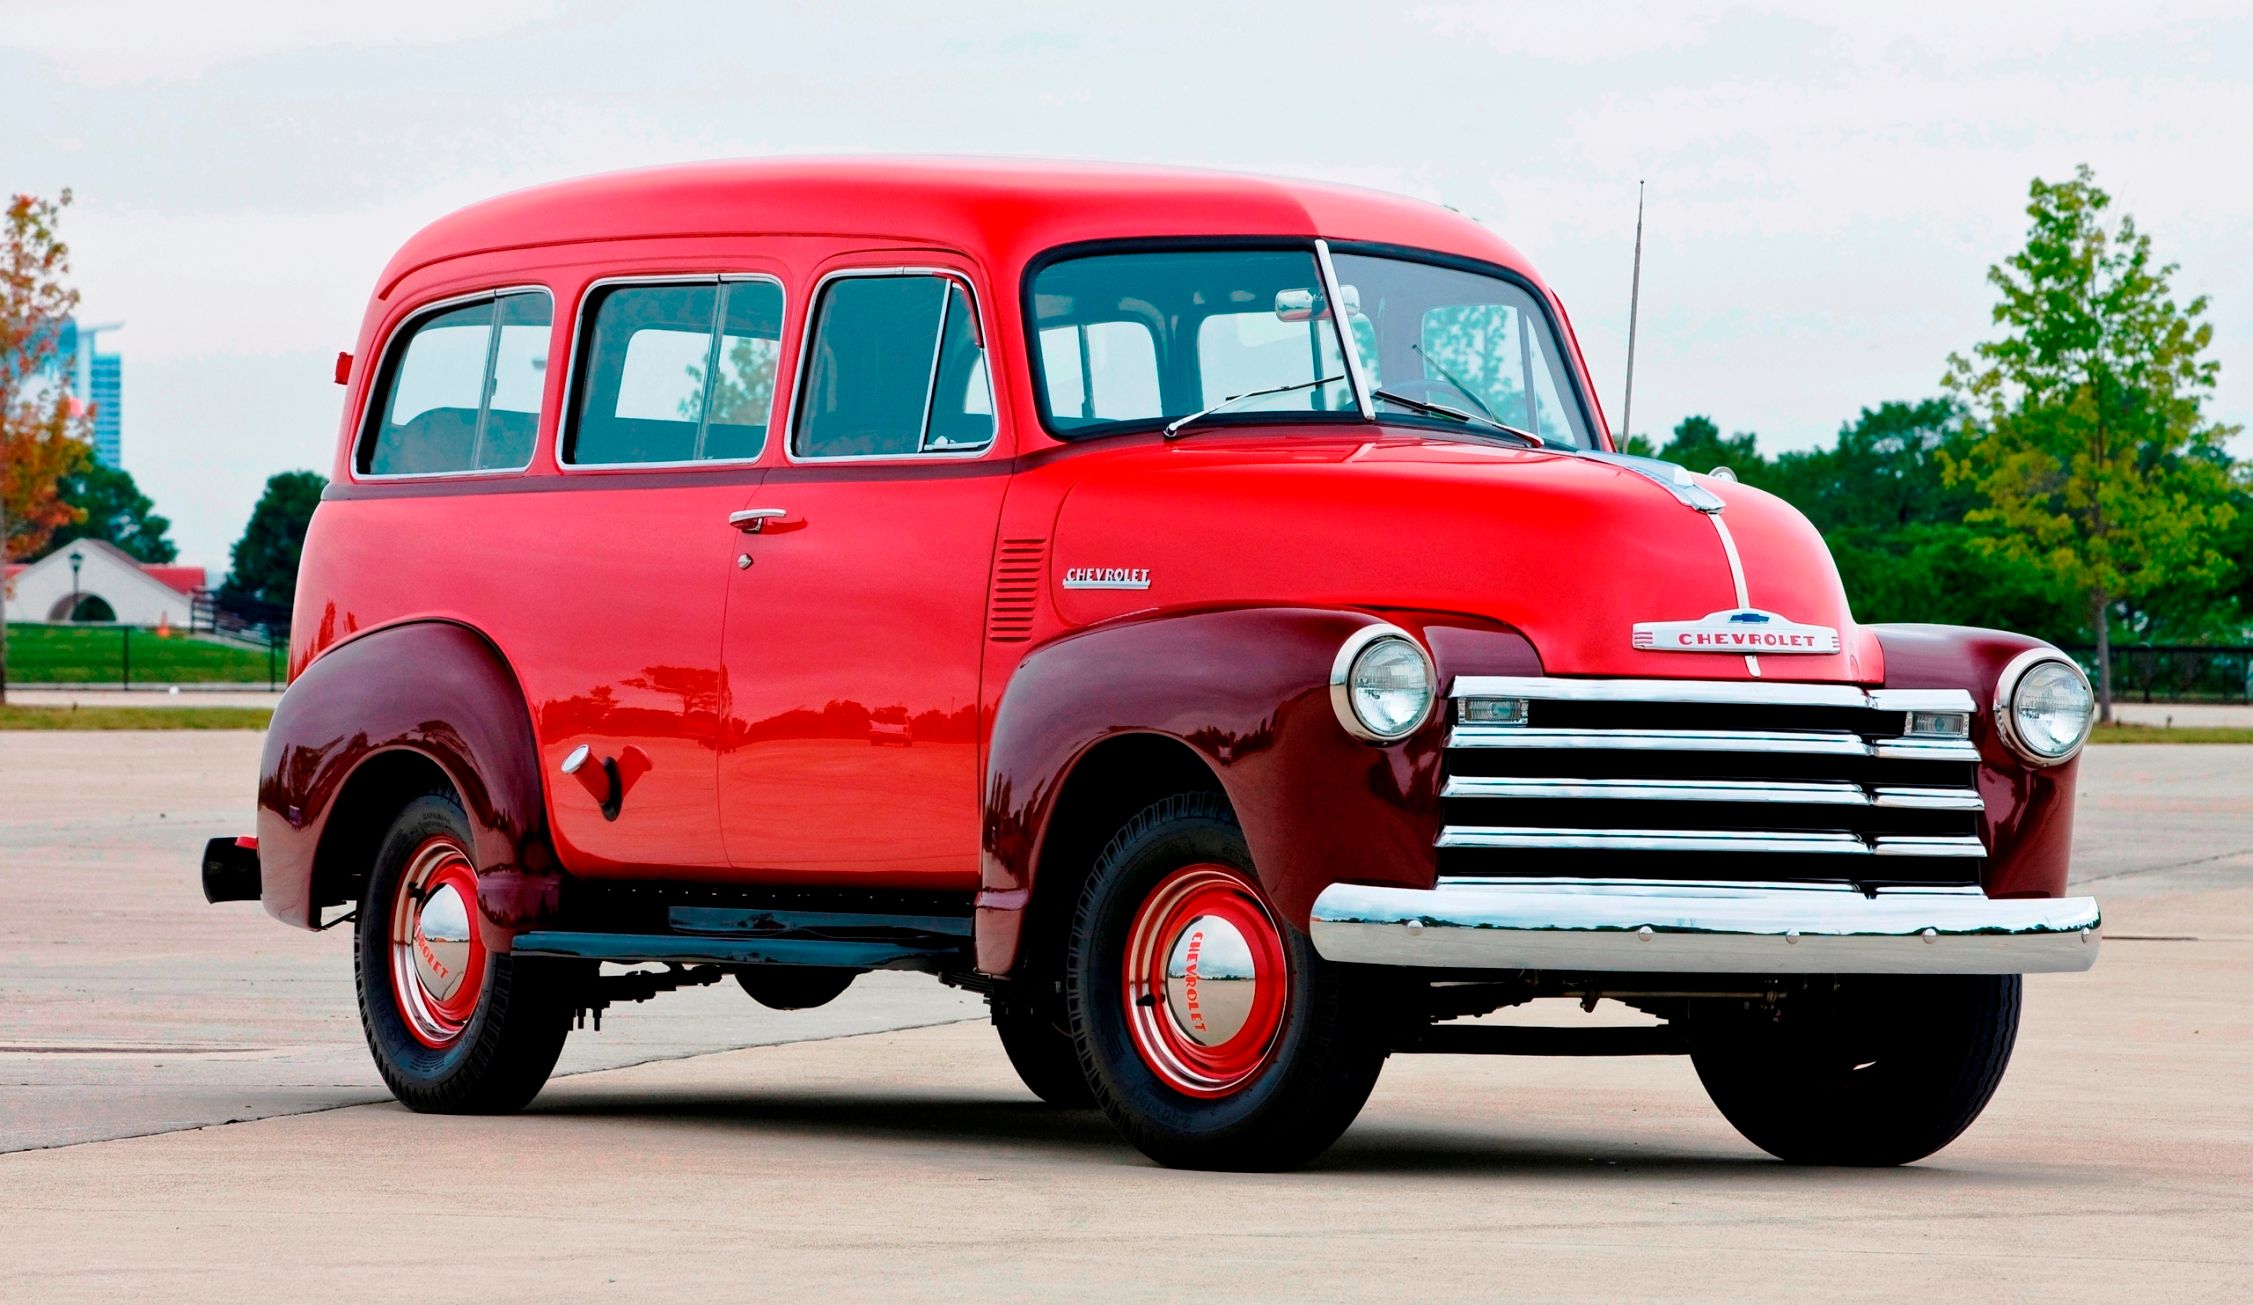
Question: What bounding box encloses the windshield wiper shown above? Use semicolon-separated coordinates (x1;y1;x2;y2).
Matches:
1163;375;1344;440
1371;386;1544;448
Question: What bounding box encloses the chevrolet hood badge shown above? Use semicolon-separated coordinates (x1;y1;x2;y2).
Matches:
1633;608;1840;654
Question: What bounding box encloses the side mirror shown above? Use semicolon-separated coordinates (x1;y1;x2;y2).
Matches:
1274;285;1361;323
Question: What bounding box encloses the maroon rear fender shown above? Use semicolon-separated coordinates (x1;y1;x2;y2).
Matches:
977;605;1542;975
256;621;560;939
1869;623;2079;899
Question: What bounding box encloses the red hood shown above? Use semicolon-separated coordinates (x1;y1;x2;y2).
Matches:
1043;430;1882;683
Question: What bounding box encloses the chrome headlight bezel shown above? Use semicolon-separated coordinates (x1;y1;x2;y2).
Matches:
1994;649;2095;766
1329;624;1436;743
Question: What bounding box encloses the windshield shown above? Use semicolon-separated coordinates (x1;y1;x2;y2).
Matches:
1027;246;1592;447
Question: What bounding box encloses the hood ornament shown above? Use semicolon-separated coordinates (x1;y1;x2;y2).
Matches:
1634;608;1840;655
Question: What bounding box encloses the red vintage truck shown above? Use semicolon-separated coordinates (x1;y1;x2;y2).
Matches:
201;159;2100;1171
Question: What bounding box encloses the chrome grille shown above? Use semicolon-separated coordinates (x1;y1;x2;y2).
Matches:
1440;677;1986;886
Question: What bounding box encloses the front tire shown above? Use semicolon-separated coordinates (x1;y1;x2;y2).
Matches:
1065;793;1387;1171
1689;974;2021;1166
354;791;575;1114
993;997;1094;1107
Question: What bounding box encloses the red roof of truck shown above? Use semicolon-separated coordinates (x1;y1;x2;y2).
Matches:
376;157;1547;300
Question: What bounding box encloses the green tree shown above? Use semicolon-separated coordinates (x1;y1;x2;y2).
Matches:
1657;414;1768;480
1944;165;2240;720
1768;400;1976;533
2;189;94;704
223;470;326;607
36;460;177;562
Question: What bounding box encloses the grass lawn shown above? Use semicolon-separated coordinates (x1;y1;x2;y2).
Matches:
4;622;277;684
0;704;274;730
2088;723;2253;744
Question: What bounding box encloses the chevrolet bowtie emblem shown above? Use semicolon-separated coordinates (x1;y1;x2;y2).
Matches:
1633;608;1840;654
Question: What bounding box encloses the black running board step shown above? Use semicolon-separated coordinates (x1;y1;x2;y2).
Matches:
508;931;967;972
1398;1024;1688;1056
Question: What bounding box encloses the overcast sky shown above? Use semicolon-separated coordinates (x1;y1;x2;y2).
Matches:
5;0;2248;570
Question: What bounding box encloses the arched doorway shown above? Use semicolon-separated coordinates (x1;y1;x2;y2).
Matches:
46;593;117;622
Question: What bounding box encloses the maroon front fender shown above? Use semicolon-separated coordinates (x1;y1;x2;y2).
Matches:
256;621;560;939
978;606;1541;974
1869;624;2079;899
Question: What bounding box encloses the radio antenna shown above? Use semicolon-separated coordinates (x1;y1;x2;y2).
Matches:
1619;180;1645;449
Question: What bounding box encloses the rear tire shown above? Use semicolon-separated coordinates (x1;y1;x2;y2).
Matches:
1689;974;2021;1166
1065;792;1387;1171
353;791;575;1114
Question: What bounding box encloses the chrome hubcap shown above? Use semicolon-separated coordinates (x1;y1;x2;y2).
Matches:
389;838;486;1049
1163;914;1259;1046
411;883;472;1002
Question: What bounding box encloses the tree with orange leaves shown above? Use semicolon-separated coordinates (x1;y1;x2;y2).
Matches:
2;189;97;702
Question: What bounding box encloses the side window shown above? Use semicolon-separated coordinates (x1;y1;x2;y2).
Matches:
564;278;784;466
359;290;553;476
795;273;994;459
1037;321;1159;424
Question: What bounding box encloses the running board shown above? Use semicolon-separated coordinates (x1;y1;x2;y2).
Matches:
510;904;973;972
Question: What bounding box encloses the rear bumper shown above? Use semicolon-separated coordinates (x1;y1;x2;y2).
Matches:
1308;878;2101;975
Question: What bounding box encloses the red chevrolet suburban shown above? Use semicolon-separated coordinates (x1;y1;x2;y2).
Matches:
200;159;2100;1171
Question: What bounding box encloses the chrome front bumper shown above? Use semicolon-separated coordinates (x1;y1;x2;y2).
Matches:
1308;879;2101;976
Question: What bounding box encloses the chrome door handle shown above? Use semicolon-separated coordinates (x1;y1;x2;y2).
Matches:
728;508;787;532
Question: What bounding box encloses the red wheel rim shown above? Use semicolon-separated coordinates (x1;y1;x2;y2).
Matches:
1121;864;1289;1098
389;837;488;1050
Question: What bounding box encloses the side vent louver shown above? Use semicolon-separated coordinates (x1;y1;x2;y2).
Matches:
987;538;1047;642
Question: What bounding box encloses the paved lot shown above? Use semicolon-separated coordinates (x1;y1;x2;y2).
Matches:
1;732;2247;1301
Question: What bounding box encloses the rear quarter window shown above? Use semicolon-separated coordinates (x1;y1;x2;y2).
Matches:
358;289;553;477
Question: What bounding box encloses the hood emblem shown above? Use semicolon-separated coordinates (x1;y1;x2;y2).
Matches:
1634;608;1840;654
1063;567;1150;591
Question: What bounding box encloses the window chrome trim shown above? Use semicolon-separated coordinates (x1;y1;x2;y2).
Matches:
350;284;555;483
553;272;788;474
783;266;1000;465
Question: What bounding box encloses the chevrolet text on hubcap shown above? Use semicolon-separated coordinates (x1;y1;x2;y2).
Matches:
1123;864;1288;1097
390;837;487;1049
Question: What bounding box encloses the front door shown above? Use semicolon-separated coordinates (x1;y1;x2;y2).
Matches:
719;262;1008;889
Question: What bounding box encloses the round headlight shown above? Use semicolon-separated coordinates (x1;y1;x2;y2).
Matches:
1330;626;1435;742
1996;652;2094;764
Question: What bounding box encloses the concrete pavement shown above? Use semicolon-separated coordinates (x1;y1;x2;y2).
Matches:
1;732;2247;1301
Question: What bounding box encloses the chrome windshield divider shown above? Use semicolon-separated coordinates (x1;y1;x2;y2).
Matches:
1313;238;1375;422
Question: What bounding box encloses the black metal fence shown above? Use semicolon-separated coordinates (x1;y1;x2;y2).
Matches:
2062;646;2253;703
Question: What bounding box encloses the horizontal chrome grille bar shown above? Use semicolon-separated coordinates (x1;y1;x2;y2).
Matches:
1871;786;1987;811
1439;827;1870;854
1447;725;1981;763
1438;828;1990;859
1441;777;1989;814
1872;835;1988;858
1444;777;1856;805
1453;676;1975;714
1452;727;1867;754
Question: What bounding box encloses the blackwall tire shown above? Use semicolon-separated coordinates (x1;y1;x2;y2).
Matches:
1064;792;1387;1171
993;1000;1094;1107
353;791;575;1114
1689;974;2022;1166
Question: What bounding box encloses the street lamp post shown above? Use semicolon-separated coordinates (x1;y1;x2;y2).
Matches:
69;549;84;622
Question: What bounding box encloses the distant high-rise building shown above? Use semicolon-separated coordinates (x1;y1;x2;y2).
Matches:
71;321;125;467
9;316;122;465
